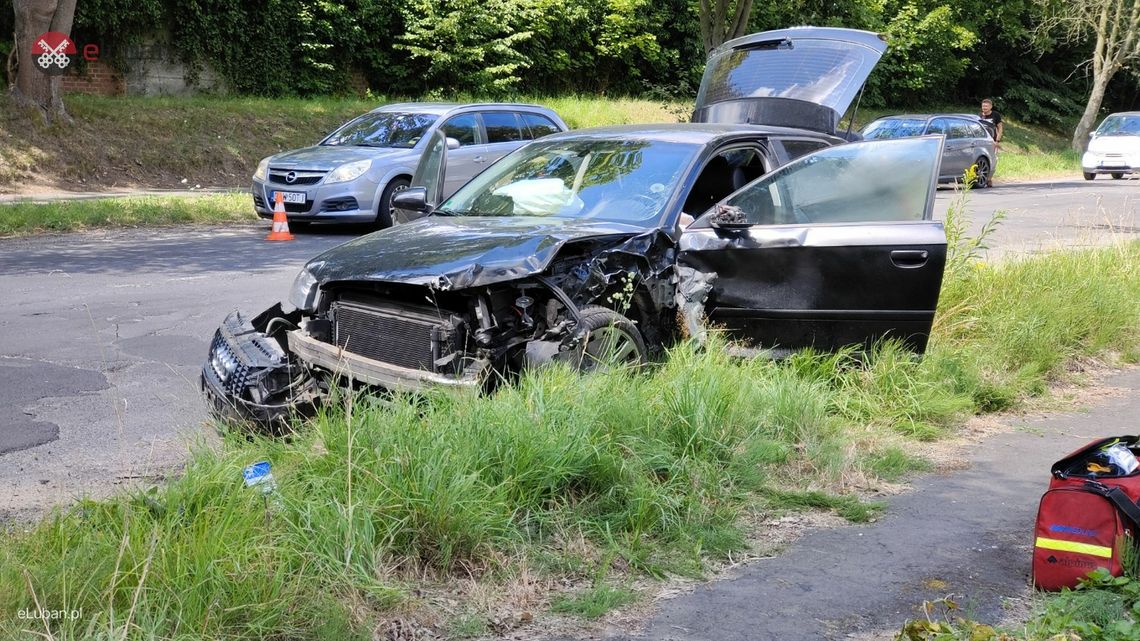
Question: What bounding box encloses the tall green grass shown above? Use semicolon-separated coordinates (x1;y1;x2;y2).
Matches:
0;193;252;236
2;238;1138;639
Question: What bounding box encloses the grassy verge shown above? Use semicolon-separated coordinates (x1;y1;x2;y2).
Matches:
0;193;255;236
2;227;1137;639
0;94;684;193
2;95;1078;196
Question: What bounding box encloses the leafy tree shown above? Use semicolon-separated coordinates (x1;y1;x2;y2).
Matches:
9;0;76;121
398;0;538;95
1035;0;1140;150
698;0;754;55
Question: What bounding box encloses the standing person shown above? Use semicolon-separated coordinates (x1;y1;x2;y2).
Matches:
979;99;1003;144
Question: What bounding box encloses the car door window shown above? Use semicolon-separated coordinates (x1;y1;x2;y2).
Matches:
926;119;950;136
440;114;480;146
708;136;942;226
682;146;769;216
969;122;989;139
948;121;972;140
521;113;561;138
780;139;828;160
482;112;524;143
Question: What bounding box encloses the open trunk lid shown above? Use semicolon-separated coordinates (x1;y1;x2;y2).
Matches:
693;27;887;135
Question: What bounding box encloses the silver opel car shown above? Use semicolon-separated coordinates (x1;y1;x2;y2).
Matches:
251;102;568;228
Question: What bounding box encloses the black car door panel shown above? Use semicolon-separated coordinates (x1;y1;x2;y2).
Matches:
678;136;946;353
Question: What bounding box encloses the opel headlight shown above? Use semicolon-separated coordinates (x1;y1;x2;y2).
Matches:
325;159;372;184
289;266;320;312
254;157;271;181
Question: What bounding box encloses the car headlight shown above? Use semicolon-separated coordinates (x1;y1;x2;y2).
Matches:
289;266;320;312
254;157;271;181
325;159;372;184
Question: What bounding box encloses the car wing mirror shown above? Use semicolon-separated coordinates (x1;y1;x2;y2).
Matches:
392;186;431;214
707;204;752;232
446;137;461;150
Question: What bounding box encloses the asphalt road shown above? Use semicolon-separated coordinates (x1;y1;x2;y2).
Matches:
0;178;1136;521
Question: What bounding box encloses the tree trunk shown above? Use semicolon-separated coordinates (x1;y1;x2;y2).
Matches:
10;0;77;122
699;0;755;56
1072;66;1113;152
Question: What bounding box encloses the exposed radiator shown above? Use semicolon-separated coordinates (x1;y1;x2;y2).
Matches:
330;299;445;371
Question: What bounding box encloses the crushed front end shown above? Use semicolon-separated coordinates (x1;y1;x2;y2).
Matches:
200;304;318;428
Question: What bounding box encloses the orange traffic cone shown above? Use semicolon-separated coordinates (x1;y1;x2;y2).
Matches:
266;192;295;241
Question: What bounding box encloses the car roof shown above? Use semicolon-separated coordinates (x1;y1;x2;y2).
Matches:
539;122;841;145
873;113;983;121
1105;111;1140;117
371;102;554;116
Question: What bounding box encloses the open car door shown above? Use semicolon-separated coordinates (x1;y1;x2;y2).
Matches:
677;136;946;354
393;129;449;224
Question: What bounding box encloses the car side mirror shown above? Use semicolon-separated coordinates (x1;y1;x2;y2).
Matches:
446;137;461;150
392;186;431;214
707;204;752;231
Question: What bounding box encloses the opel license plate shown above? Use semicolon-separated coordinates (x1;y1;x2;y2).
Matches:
272;191;306;204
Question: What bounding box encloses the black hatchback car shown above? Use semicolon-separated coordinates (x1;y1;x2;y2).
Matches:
202;27;948;426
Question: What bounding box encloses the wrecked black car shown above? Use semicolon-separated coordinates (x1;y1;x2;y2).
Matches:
201;27;949;426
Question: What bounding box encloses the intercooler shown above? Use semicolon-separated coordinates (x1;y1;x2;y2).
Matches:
329;298;459;372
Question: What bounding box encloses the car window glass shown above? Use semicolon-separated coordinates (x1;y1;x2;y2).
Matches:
781;139;828;160
969;122;988;139
521;113;561;138
713;137;940;226
439;139;700;226
926;119;950;136
862;118;927;139
322;112;438;148
483;112;523;143
948;121;972;139
683;146;768;215
440;114;479;146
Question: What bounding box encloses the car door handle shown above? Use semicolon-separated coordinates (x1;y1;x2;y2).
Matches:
473;155;486;163
891;249;929;268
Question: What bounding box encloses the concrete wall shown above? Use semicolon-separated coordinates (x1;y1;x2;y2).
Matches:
62;36;227;96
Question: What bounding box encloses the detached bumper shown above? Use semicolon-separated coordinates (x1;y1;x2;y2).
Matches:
287;330;487;392
200;307;312;428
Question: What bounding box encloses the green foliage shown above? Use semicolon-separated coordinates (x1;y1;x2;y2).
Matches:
867;3;979;106
398;0;538;95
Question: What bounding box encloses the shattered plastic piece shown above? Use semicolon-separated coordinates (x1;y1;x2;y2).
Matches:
243;460;277;494
674;264;717;342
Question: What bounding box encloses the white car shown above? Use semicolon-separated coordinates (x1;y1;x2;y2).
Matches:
1082;111;1140;180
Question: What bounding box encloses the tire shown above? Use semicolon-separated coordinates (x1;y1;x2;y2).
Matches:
1084;172;1096;181
972;157;991;189
1111;172;1124;180
569;306;648;372
374;177;411;230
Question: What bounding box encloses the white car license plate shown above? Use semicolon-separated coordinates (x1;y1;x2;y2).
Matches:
272;191;306;204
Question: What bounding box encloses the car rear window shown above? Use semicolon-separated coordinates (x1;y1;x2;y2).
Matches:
483;112;523;143
862;118;927;139
521;113;561;138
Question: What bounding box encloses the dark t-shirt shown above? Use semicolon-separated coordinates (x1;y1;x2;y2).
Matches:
979;109;1002;140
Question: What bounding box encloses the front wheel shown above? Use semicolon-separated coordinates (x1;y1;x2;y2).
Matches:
1084;172;1096;181
569;306;648;372
374;177;411;230
1111;172;1124;180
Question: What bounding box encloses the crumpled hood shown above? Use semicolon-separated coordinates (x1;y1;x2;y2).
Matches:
270;145;410;170
1088;135;1140;156
305;216;649;290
